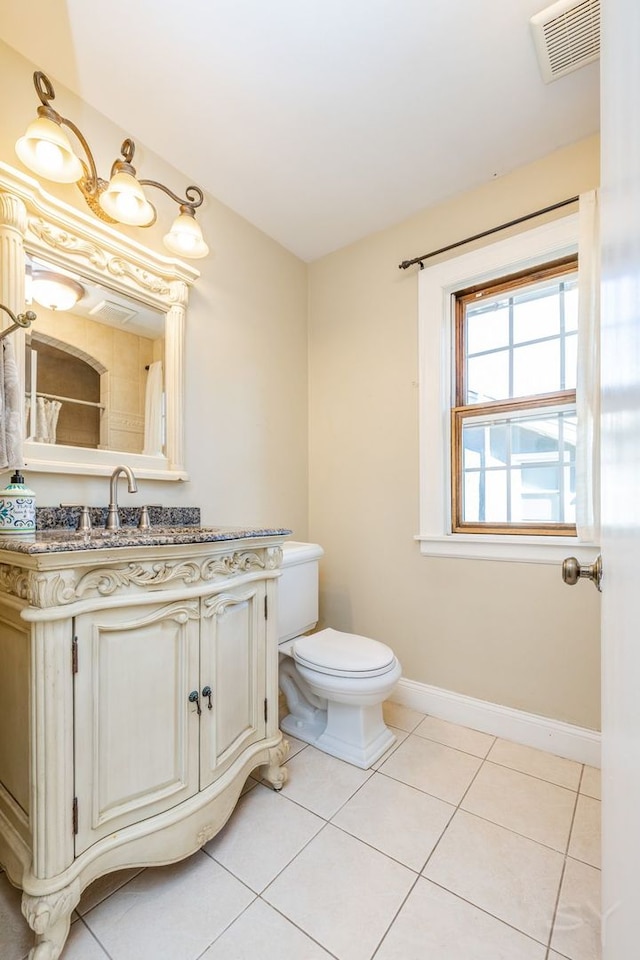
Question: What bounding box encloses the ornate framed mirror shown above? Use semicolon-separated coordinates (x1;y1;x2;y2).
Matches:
0;161;199;480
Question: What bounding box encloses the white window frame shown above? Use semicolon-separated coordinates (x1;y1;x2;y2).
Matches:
416;213;600;564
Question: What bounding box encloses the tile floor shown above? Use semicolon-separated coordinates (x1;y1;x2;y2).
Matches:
0;702;601;960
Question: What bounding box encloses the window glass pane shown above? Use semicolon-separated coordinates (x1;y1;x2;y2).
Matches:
513;340;561;396
466;302;509;354
462;469;507;523
463;423;507;469
564;281;579;332
513;286;560;343
564;332;578;390
460;409;576;526
466;350;509;403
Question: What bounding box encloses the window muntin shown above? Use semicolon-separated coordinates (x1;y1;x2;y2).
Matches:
452;258;578;535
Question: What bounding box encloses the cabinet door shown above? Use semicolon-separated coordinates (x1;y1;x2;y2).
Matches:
74;599;200;854
200;582;266;789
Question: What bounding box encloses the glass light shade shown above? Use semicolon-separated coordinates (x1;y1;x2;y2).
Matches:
99;170;156;226
31;271;84;311
163;211;209;259
15;115;84;183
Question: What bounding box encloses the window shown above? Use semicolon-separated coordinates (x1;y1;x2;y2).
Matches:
417;212;599;563
451;258;578;535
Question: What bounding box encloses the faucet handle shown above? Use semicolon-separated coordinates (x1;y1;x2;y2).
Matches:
60;504;92;532
77;506;92;533
138;506;151;531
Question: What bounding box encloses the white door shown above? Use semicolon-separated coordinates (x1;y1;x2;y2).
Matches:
599;1;640;956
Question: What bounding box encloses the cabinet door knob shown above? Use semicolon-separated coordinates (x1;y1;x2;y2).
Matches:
202;685;213;710
188;690;201;715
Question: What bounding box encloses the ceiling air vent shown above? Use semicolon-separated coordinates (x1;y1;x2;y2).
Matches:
530;0;600;83
89;299;138;325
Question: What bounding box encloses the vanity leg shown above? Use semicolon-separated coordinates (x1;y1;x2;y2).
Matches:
22;881;80;960
260;737;290;791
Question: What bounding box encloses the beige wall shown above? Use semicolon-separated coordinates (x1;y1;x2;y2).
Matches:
308;136;601;730
0;41;601;730
0;42;309;537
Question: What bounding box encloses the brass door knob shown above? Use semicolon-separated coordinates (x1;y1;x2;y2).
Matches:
562;555;602;592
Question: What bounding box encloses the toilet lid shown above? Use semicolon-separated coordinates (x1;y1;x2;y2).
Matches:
293;627;397;679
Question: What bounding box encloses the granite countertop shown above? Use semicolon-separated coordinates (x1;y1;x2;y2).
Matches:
0;506;290;555
0;525;292;555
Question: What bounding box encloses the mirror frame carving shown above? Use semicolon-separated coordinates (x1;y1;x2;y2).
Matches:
0;161;199;480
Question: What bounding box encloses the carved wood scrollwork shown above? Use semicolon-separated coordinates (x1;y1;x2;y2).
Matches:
0;549;272;607
0;563;30;599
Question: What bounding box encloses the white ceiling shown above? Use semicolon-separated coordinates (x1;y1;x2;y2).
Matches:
0;0;599;262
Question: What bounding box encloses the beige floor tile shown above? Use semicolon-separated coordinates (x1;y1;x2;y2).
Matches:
580;765;602;800
281;732;309;760
379;734;482;805
375;877;546;960
263;823;415;960
332;771;455;870
461;762;576;851
382;701;425;732
204;783;324;891
371;726;408;769
487;739;582;790
77;868;143;916
568;794;601;867
200;898;333;958
278;744;372;819
551;858;601;960
423;809;564;943
82;851;253;960
414;716;495;758
0;871;32;960
60;920;111;959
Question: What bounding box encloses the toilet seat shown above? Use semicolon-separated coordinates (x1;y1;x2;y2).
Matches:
293;627;396;679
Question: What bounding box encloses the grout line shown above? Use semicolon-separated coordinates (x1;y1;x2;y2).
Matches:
417;747;488;874
369;872;422;959
192;894;260;960
482;757;583;794
256;896;342;959
424;877;552;951
544;765;583;957
75;867;145;920
74;914;117;960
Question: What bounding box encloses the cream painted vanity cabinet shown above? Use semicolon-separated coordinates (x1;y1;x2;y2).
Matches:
0;529;290;960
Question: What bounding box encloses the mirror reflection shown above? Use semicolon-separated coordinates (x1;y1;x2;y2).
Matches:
24;254;165;456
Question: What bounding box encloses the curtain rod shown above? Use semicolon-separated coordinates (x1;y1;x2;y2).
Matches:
398;195;580;271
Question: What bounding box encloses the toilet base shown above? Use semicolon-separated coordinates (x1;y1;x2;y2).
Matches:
281;701;396;769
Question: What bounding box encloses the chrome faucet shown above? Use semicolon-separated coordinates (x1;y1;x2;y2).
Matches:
106;465;138;531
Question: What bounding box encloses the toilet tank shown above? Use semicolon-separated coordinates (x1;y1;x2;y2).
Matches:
278;541;325;644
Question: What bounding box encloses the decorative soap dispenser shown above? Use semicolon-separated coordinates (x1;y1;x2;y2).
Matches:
0;470;36;538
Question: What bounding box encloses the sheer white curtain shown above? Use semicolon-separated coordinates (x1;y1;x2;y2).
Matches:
576;189;600;542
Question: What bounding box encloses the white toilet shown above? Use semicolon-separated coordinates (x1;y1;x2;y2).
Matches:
277;541;401;768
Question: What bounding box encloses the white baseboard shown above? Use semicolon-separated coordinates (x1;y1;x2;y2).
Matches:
391;678;601;768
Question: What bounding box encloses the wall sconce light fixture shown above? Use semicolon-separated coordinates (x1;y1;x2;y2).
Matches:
16;71;209;259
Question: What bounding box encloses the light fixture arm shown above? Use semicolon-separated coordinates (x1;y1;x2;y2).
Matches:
138;180;204;214
31;71;103;199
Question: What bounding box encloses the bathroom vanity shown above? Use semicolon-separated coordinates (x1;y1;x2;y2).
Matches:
0;525;290;960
